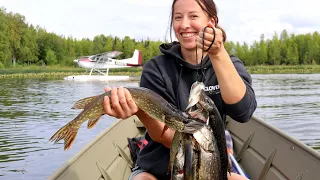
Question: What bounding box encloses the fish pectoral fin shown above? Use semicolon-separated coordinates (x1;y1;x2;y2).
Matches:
72;96;98;109
87;115;103;129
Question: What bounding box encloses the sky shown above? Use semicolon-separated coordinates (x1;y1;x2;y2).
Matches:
1;0;319;45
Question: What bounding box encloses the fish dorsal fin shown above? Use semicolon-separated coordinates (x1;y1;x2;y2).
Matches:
72;96;98;109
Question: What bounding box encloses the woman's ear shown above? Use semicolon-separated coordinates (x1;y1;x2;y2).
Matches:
209;18;216;27
210;17;216;26
207;17;216;28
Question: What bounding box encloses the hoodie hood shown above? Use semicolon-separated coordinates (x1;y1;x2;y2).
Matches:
159;41;212;70
158;41;213;110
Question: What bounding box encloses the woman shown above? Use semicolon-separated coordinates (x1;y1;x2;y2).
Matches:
103;0;257;179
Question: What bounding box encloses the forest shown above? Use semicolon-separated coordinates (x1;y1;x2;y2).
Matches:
1;7;319;68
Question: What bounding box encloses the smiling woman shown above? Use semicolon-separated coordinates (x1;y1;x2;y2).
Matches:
101;0;257;180
170;0;226;55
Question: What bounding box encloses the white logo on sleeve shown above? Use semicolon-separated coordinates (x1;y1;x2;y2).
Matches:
204;85;220;94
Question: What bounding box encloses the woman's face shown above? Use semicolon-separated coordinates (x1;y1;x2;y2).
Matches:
173;0;211;50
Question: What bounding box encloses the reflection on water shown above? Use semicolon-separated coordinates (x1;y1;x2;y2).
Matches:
252;74;320;151
0;74;319;179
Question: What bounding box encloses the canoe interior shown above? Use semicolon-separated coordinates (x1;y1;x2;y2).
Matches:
49;116;146;180
49;115;320;180
228;116;320;180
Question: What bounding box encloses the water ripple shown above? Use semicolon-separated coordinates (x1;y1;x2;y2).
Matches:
252;74;320;152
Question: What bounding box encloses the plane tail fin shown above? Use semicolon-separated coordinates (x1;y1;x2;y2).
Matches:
123;50;143;66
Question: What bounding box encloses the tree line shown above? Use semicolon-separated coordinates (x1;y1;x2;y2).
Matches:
225;32;320;66
0;7;319;68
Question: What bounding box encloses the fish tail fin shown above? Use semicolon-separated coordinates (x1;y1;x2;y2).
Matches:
87;115;103;129
50;123;79;151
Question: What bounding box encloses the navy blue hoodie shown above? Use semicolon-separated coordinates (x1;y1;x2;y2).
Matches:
136;42;257;179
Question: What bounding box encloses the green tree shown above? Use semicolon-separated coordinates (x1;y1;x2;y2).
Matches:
267;32;281;65
93;34;106;54
103;35;114;52
234;42;244;61
113;36;123;51
302;34;312;64
79;38;94;56
279;29;289;64
285;35;299;65
122;36;135;58
310;32;320;64
241;42;251;65
45;48;57;65
0;8;11;66
250;40;260;65
258;34;268;64
63;37;76;66
18;25;38;65
7;12;23;66
224;41;235;55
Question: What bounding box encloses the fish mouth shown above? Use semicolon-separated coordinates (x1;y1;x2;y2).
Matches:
186;82;205;110
182;118;206;134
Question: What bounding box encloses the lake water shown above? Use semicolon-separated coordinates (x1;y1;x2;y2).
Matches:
0;74;319;179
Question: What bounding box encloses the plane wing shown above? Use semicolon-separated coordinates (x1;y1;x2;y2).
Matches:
99;51;123;58
80;51;124;63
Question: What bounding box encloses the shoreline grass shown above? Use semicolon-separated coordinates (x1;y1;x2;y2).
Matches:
0;65;142;79
0;65;319;79
246;65;320;74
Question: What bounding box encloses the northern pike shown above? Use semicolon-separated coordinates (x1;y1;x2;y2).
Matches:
168;81;229;180
50;87;206;150
169;82;207;179
197;85;230;180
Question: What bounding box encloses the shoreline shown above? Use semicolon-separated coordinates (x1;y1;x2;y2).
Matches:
0;65;319;79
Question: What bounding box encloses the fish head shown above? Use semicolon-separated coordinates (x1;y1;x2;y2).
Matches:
186;81;205;111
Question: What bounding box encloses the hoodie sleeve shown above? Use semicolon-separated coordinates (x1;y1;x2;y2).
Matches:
139;57;176;106
224;55;257;123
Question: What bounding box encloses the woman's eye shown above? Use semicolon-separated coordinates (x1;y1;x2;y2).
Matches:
191;15;198;18
174;16;182;20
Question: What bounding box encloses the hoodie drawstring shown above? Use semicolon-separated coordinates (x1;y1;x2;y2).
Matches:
175;64;184;110
196;26;216;82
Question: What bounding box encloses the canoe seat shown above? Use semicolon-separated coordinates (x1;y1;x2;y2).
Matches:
113;142;134;168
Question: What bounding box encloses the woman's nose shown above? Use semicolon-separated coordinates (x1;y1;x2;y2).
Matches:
180;17;191;30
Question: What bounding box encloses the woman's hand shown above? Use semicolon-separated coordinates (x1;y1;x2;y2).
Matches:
103;87;139;119
103;87;174;147
196;20;225;57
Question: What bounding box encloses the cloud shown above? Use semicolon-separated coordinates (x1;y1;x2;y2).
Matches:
216;0;319;44
1;0;319;44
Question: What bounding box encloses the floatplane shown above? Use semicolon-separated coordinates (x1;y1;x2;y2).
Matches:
64;49;142;81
